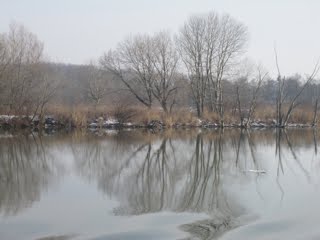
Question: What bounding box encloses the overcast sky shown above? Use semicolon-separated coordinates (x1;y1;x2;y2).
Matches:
1;0;319;76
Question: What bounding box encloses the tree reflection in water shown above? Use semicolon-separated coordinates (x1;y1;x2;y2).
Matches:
72;130;259;238
0;129;318;239
0;133;63;216
71;129;320;239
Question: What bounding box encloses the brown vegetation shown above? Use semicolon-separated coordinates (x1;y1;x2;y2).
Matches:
0;12;320;130
1;103;314;130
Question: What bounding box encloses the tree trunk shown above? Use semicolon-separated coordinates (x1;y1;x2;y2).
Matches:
312;98;319;127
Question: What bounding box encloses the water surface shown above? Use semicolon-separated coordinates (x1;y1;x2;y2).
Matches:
0;129;319;240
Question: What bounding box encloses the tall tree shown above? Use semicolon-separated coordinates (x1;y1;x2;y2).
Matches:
176;14;208;117
0;23;44;115
150;31;179;113
177;12;248;121
212;14;248;126
100;34;154;108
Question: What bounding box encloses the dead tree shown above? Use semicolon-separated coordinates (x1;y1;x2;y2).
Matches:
275;49;319;127
312;87;320;127
236;65;267;128
236;84;244;126
245;67;267;127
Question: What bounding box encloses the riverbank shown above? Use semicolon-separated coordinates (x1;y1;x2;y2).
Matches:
0;113;316;131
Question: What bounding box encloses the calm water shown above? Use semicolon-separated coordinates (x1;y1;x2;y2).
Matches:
0;129;319;240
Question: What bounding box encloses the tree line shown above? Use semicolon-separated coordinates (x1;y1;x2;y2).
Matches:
0;12;319;127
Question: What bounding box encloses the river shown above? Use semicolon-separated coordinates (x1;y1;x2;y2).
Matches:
0;129;319;240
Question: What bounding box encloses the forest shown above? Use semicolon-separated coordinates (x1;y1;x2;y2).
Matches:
1;12;320;129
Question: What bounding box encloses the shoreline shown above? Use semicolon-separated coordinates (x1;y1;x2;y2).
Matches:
0;115;317;132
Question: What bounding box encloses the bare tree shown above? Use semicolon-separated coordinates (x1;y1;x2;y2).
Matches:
31;64;61;122
235;79;247;127
100;34;154;108
213;14;248;126
275;49;319;127
0;23;44;115
236;65;268;127
312;89;320;127
0;23;62;124
176;14;209;117
150;31;179;113
0;34;9;80
0;34;10;107
246;67;267;127
84;63;111;108
177;12;248;121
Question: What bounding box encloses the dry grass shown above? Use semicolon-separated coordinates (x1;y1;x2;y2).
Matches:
27;103;319;128
132;108;162;124
254;105;276;122
202;110;220;123
289;106;314;124
162;109;200;126
45;104;113;127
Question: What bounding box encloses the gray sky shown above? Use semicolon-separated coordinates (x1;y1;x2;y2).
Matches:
1;0;319;76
